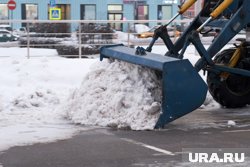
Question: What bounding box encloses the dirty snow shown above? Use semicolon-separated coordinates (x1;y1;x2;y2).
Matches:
228;120;237;126
0;48;97;151
64;59;162;130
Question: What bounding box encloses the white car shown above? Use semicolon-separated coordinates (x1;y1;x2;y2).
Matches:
0;24;13;31
0;30;19;42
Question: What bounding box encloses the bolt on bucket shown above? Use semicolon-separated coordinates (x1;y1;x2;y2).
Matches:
100;44;207;128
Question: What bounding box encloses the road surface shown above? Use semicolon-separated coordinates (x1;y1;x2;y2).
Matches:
1;108;250;167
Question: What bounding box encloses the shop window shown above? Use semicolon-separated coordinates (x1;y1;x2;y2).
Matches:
158;5;172;25
21;4;38;27
108;4;123;31
0;4;8;20
22;4;38;20
108;5;122;11
81;5;96;20
137;5;148;20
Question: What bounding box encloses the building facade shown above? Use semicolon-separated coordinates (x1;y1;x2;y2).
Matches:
0;0;181;30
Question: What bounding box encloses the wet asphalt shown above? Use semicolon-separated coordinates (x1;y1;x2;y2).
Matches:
1;108;250;167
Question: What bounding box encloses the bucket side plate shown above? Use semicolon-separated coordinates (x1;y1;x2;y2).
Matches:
155;60;208;128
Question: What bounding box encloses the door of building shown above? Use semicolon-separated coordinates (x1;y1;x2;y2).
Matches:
108;13;122;31
107;5;123;31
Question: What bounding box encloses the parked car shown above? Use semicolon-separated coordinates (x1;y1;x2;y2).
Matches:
0;30;19;42
130;24;150;34
0;24;13;32
137;25;181;38
13;27;27;36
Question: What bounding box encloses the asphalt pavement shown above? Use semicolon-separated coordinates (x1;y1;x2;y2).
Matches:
1;108;250;167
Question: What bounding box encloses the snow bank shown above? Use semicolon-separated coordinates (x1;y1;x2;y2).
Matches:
115;31;136;41
228;120;236;126
0;52;97;151
65;59;162;130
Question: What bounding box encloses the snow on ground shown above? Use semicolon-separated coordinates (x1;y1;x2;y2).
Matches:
0;44;222;152
0;45;212;152
0;48;97;151
0;47;58;57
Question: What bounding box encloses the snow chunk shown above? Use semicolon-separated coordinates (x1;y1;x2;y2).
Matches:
12;89;60;109
227;120;236;126
64;59;162;130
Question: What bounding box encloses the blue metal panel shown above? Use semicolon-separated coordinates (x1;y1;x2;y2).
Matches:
155;60;207;128
208;1;250;58
100;45;178;71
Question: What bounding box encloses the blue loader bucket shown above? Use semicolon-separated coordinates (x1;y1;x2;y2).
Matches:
100;44;208;128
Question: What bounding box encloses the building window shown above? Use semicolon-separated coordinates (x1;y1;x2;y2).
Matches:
108;5;122;11
108;5;123;31
21;4;38;27
22;4;38;20
137;5;148;20
81;5;96;20
0;4;8;20
158;5;172;23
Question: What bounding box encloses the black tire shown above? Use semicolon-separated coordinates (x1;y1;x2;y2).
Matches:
207;48;250;108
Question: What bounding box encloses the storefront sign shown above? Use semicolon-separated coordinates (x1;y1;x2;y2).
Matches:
49;8;61;20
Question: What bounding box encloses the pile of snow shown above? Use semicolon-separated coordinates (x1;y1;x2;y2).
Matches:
64;59;162;130
0;50;97;151
1;44;242;152
228;120;236;126
114;31;136;41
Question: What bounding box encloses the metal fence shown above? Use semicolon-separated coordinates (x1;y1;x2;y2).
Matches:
0;19;189;58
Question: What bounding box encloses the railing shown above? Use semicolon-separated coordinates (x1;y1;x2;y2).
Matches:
0;19;191;58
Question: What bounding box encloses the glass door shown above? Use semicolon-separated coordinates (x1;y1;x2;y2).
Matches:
108;13;122;31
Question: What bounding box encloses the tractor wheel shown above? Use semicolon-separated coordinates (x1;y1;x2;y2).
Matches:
207;48;250;108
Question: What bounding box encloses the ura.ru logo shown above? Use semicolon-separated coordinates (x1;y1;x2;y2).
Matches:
188;152;245;163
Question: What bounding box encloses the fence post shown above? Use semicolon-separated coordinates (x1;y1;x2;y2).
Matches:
78;22;82;59
128;22;130;47
27;22;30;59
